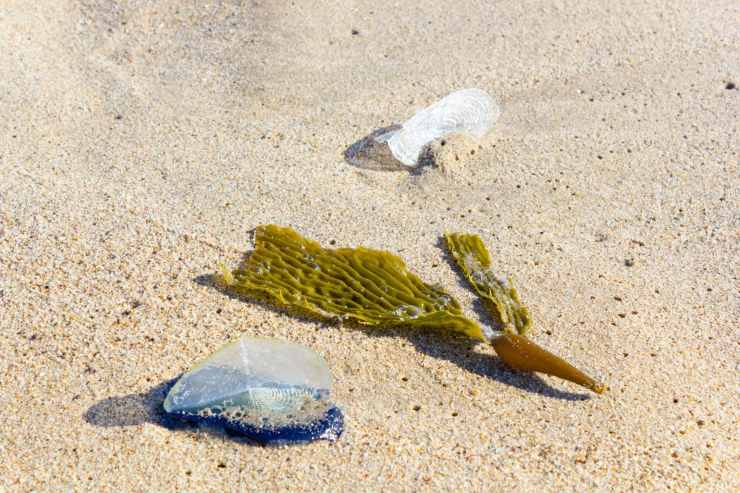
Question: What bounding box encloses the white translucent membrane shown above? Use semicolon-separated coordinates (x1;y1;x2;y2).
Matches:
387;88;501;166
163;337;332;421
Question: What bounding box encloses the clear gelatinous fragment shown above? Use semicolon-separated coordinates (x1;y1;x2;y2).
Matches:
164;336;343;443
388;88;501;167
345;88;501;170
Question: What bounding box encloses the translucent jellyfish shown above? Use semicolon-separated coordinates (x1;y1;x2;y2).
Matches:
163;336;343;443
345;88;501;170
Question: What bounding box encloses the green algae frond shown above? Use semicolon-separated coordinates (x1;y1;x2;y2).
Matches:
221;225;605;394
221;225;485;341
444;232;531;335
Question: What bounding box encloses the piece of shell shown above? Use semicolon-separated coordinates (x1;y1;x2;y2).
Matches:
163;336;343;443
345;88;500;169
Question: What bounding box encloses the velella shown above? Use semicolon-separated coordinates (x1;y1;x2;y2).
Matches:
163;336;343;443
345;88;501;169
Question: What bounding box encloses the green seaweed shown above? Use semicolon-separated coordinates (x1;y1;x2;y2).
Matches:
444;233;532;335
220;225;605;394
220;225;486;341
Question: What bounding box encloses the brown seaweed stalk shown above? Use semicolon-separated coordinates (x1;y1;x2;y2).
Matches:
491;332;606;394
445;232;605;394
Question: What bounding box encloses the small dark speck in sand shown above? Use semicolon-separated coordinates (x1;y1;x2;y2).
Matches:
351;29;359;35
413;405;422;411
115;114;123;120
725;82;736;90
624;258;635;267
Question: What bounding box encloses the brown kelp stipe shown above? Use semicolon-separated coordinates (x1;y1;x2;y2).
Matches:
445;232;605;394
491;331;606;394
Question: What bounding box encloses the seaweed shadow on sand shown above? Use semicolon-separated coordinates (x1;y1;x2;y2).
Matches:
193;243;589;402
83;378;267;445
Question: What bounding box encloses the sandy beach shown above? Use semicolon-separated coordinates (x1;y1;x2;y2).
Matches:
1;0;738;491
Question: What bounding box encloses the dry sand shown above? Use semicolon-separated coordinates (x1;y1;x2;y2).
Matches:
1;1;738;491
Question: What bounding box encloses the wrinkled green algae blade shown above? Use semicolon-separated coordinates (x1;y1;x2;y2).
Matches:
444;233;532;335
221;225;486;341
